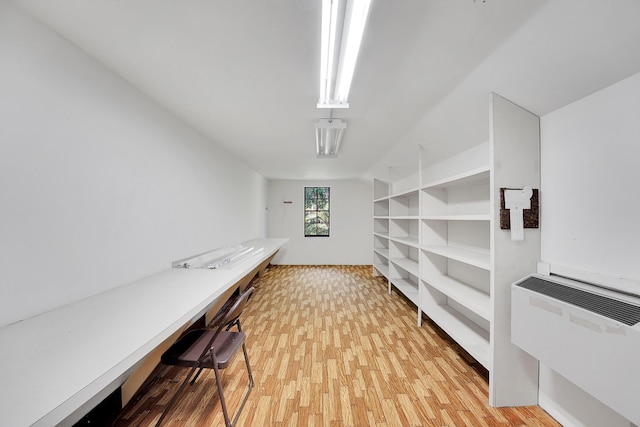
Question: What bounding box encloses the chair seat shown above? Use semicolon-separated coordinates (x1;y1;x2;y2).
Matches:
161;329;246;369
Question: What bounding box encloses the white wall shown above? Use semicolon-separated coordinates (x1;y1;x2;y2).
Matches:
538;72;640;426
267;179;372;265
0;1;267;327
541;72;640;284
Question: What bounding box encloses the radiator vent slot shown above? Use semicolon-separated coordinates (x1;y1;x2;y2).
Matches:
516;276;640;326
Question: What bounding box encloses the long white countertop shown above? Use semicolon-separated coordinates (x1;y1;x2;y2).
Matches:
0;238;287;427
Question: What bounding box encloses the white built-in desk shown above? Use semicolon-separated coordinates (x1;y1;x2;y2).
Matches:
0;238;287;427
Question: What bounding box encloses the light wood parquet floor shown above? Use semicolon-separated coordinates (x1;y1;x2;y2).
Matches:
115;265;560;426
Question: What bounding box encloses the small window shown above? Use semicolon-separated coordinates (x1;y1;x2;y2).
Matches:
304;186;330;237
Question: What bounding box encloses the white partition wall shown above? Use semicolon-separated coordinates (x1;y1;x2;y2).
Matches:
489;93;541;406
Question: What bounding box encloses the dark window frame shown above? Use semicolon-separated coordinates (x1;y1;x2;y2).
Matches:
304;186;330;237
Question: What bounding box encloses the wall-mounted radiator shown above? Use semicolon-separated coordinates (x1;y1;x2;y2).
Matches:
511;273;640;425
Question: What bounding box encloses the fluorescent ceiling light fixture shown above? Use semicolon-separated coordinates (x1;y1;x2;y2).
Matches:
318;0;372;108
315;119;346;158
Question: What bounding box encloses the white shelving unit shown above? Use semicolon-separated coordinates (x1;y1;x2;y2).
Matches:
372;179;390;279
372;93;541;408
388;168;420;315
372;171;422;322
420;143;493;369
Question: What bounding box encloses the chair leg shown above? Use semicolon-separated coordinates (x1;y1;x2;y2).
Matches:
242;342;254;388
155;365;199;427
212;342;254;427
231;342;254;426
213;360;232;427
225;319;241;332
190;367;204;385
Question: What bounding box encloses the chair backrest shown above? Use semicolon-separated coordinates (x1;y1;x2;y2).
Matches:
222;286;254;327
190;287;254;365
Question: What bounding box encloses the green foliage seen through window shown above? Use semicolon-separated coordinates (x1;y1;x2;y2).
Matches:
304;186;330;237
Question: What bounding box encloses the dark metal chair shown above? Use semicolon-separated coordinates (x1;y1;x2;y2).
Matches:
155;287;255;427
219;286;253;332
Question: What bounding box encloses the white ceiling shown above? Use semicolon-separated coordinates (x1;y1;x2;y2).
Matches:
11;0;640;180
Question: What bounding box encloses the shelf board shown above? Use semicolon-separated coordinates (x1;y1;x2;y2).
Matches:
389;235;419;248
373;248;389;258
422;166;490;190
422;275;491;321
390;278;419;306
389;257;419;276
422;214;490;221
373;263;389;278
373;231;389;238
390;215;419;220
421;245;490;270
373;196;389;203
389;187;420;199
373;215;389;219
424;302;491;370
